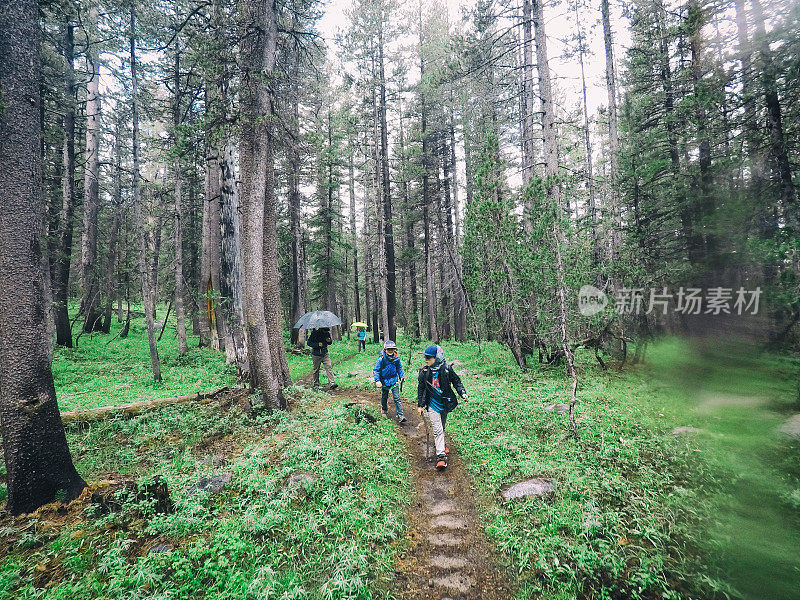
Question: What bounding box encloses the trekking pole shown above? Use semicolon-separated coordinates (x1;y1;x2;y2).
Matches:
423;411;431;460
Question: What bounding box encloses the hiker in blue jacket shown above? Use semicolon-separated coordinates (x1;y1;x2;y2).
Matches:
417;344;467;470
373;340;406;422
357;328;367;352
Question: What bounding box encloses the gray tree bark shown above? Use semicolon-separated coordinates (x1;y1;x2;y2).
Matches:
81;5;102;333
131;3;161;382
534;0;578;437
0;0;87;514
173;49;188;355
239;0;283;407
52;22;76;348
601;0;621;256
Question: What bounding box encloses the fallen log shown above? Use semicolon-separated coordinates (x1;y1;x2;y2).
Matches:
60;386;247;424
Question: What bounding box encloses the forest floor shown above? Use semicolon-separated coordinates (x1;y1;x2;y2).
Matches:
1;313;800;599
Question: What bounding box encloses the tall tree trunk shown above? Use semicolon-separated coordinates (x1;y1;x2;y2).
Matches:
81;6;101;333
102;119;123;333
349;134;361;324
131;3;161;382
239;0;283;407
262;89;290;385
398;105;419;338
148;202;163;316
206;0;229;349
419;5;438;343
200;152;223;349
219;141;249;374
377;23;397;342
52;22;76;348
172;50;188;355
371;57;390;343
289;87;307;347
689;0;715;267
534;0;577;436
0;0;88;514
363;141;380;344
601;0;621;257
521;0;536;233
751;0;797;211
574;0;598;266
439;134;454;340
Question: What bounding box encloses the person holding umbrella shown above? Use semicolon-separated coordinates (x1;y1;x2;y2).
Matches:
293;310;343;390
309;327;337;389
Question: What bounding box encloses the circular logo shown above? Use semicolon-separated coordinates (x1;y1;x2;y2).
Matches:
578;285;608;316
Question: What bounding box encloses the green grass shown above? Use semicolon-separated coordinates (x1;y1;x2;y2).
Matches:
0;387;409;600
330;334;800;599
52;304;237;412
435;337;800;600
9;310;800;599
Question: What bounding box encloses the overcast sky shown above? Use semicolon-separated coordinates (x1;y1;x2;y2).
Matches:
315;0;633;121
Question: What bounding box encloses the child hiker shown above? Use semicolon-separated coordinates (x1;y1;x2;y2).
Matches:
357;328;367;352
373;340;406;422
417;344;467;470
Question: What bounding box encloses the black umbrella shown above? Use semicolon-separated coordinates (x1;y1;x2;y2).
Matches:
292;310;343;330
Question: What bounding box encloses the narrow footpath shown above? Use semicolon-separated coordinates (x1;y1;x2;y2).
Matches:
326;384;512;600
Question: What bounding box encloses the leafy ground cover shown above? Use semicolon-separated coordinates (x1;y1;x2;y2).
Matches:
325;335;800;599
1;344;409;600
4;323;799;599
52;305;237;412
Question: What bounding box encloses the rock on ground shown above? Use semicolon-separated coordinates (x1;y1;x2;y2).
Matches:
780;414;800;439
502;478;556;500
186;473;233;496
672;426;704;435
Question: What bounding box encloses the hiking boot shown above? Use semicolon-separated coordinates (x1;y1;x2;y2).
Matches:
381;409;388;417
436;455;447;470
445;446;449;455
329;383;338;390
397;414;407;423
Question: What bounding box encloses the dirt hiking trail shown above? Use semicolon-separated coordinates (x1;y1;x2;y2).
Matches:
325;383;512;600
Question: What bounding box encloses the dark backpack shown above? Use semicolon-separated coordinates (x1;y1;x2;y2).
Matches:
424;363;458;412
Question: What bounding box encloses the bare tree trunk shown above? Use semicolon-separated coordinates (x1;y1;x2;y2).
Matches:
131;3;161;382
288;71;307;347
102;119;122;333
377;23;397;342
172;50;188;355
534;0;577;438
219;141;249;374
0;0;88;514
81;5;101;333
521;0;536;233
263;99;290;384
349;134;361;324
436;139;449;340
600;0;621;257
52;22;76;348
239;0;283;407
574;0;598;266
371;56;390;343
148;200;163;317
398;104;419;338
419;5;437;343
201;77;223;349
